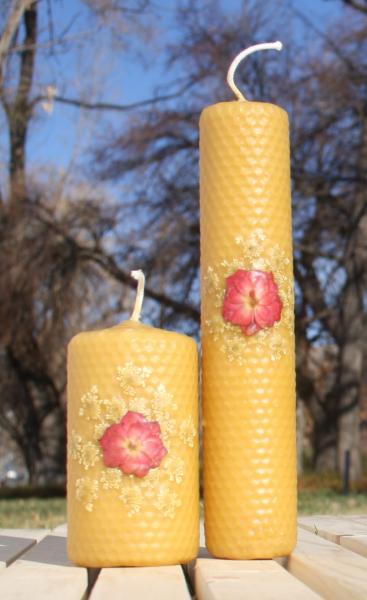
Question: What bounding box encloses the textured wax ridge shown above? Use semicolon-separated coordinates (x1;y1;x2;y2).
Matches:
200;101;297;559
67;321;199;567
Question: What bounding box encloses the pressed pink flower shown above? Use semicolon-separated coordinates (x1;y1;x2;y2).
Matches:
222;269;282;336
99;411;167;478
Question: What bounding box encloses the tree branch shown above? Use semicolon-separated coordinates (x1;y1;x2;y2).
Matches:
0;0;34;84
79;247;201;323
343;0;367;14
30;202;200;322
32;80;196;112
14;3;37;109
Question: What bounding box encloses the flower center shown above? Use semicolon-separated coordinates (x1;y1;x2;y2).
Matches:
123;437;142;455
245;290;259;310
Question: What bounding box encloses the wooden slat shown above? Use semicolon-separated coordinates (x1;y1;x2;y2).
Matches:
346;516;367;526
0;535;88;599
194;558;322;600
52;523;68;537
287;527;367;599
340;535;367;558
298;516;367;559
298;516;367;544
90;565;191;600
0;528;49;542
0;535;35;568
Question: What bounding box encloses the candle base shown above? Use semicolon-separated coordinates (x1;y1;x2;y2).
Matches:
205;529;297;560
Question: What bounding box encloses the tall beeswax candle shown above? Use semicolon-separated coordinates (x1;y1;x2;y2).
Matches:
67;271;199;566
200;43;297;559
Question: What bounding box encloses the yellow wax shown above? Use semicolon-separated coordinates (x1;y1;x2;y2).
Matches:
67;320;199;567
200;101;297;558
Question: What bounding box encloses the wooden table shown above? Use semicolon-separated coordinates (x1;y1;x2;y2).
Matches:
1;516;367;599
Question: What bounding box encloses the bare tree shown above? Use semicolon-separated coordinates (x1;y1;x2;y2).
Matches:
0;0;366;484
90;1;367;480
0;0;162;483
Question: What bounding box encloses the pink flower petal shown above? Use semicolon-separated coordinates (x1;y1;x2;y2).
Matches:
143;438;168;466
147;420;161;432
226;270;253;295
99;410;168;478
241;320;261;336
223;302;254;327
122;411;147;429
223;269;283;336
119;453;152;478
255;306;276;329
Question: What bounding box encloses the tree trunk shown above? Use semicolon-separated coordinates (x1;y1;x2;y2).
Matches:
4;2;37;209
0;0;34;84
336;230;366;481
337;342;363;481
313;413;338;473
335;100;367;480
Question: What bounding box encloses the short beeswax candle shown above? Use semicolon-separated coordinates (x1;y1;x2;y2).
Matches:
67;271;199;566
200;43;297;558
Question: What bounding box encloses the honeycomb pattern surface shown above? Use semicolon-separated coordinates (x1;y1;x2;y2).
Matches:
200;101;297;559
67;321;199;567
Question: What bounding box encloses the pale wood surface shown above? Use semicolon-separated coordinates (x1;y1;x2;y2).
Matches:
90;565;191;599
288;527;367;600
0;528;49;541
51;523;68;537
194;557;322;600
0;534;88;599
0;535;35;568
340;535;367;558
298;515;367;544
1;518;367;598
298;515;367;560
345;515;367;524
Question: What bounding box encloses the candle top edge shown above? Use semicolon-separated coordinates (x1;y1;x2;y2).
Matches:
68;321;197;348
200;100;288;119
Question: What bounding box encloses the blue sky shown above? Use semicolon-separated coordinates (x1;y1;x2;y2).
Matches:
1;0;345;183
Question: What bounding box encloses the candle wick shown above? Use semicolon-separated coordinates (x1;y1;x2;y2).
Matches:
130;270;145;321
227;41;283;102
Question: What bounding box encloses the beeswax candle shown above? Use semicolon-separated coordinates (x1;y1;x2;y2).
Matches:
67;271;199;566
200;43;297;559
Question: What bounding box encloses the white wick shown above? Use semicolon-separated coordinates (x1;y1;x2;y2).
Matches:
227;41;283;102
130;269;145;321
